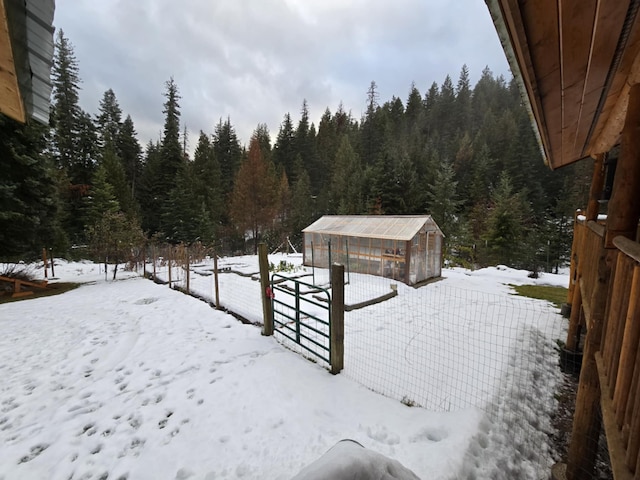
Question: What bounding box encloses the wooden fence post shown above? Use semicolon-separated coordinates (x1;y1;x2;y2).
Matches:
168;246;172;287
213;253;220;309
49;248;55;278
185;249;190;295
42;247;48;279
258;243;273;336
330;263;344;374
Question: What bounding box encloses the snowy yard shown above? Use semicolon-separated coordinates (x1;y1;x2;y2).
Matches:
0;258;569;479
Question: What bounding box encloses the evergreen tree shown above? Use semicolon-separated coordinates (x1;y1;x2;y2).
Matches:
213;117;242;198
427;158;462;258
138;141;163;234
119;115;142;200
96;89;122;150
152;77;183;235
0;115;63;258
50;29;81;174
330;136;363;214
272;113;296;183
483;172;531;267
85;162;120;228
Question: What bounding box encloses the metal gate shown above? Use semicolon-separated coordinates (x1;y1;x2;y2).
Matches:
270;273;332;364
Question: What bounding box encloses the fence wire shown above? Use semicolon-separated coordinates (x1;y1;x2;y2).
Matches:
134;248;587;479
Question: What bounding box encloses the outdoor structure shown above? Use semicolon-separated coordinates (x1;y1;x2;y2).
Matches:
302;215;443;286
487;1;640;479
0;0;55;124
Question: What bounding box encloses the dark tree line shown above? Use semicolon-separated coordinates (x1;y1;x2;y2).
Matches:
0;30;591;271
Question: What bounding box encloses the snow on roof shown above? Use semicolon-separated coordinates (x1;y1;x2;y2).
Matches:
302;215;443;241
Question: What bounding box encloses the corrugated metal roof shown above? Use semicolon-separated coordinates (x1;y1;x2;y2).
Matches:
302;215;443;241
6;0;55;124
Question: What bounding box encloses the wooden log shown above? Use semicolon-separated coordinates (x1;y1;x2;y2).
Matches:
626;350;640;471
586;153;606;221
330;263;344;375
606;83;640;248
213;254;220;310
566;248;615;480
566;278;583;351
567;210;584;306
258;243;273;336
604;253;633;390
595;353;635;480
614;265;640;427
42;247;48;279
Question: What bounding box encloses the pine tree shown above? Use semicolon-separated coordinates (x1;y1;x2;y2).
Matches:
96;89;122;150
272;113;296;183
0;115;63;258
85;163;120;228
51;29;81;174
427;158;462;258
330;136;363;214
213;117;242;199
119;115;142;200
483;172;531;267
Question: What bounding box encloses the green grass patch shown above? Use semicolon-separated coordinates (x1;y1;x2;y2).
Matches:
0;282;82;304
509;284;568;308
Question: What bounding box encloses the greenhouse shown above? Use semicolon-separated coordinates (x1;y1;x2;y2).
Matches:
302;215;443;285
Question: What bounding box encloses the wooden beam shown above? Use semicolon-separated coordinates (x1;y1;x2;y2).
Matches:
606;80;640;242
585;153;606;220
0;0;25;123
567;248;615;480
595;352;635;480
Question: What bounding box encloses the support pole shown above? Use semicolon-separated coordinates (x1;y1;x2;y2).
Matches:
259;243;273;336
330;263;344;374
213;253;220;309
185;250;190;295
168;247;172;287
566;249;614;480
49;249;55;278
42;247;48;279
586;153;606;221
605;83;640;247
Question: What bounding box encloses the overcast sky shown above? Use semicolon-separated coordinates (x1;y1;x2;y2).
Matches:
54;0;510;152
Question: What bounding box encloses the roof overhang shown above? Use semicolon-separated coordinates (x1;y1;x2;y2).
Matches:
0;0;25;122
486;0;640;170
0;0;54;125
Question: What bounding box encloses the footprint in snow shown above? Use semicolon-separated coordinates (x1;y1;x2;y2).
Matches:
18;443;49;464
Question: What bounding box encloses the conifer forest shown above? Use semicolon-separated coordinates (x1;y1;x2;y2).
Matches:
0;30;592;271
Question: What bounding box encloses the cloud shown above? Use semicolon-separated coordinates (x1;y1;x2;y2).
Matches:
54;0;510;152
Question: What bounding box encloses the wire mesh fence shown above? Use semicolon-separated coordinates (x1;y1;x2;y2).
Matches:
130;247;588;479
339;272;569;479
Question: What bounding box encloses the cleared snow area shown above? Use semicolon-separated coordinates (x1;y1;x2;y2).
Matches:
0;257;569;479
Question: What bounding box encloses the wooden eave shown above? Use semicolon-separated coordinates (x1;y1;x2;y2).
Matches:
0;0;25;123
486;0;640;170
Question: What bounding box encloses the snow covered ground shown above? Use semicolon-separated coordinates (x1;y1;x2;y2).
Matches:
0;258;569;479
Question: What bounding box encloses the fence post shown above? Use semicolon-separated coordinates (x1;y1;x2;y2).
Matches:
330;263;344;374
185;249;190;295
213;253;220;309
168;246;172;287
49;248;55;277
42;247;48;279
152;246;157;279
259;243;274;336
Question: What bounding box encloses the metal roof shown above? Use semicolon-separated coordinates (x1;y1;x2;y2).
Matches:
1;0;55;124
302;215;443;242
485;0;640;170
